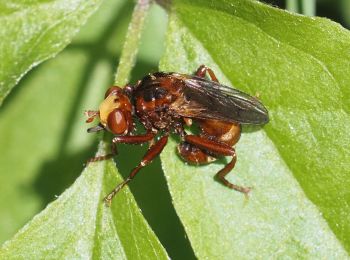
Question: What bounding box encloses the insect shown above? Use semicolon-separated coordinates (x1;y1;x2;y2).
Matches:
86;65;269;205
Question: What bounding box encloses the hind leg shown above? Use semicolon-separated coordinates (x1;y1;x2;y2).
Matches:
180;135;251;194
178;142;216;165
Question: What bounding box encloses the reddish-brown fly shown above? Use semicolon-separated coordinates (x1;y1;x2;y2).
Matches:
86;65;269;204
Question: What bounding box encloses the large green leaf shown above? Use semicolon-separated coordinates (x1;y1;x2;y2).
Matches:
160;0;350;258
0;146;168;259
0;0;103;106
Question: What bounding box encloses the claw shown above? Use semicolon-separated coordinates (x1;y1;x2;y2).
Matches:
87;124;104;133
85;110;99;123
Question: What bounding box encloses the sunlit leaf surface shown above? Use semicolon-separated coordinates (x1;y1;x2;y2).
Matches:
160;0;350;258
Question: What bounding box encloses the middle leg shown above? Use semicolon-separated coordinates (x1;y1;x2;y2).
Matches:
104;135;169;205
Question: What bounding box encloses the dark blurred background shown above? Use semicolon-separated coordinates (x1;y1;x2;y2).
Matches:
0;1;348;259
263;0;350;29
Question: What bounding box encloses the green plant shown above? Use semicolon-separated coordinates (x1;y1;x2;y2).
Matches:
0;0;349;258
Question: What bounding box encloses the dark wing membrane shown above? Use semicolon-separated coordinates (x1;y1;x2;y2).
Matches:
173;76;269;125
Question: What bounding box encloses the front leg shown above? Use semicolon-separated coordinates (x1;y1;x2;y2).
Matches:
87;132;155;163
86;142;117;164
112;132;155;144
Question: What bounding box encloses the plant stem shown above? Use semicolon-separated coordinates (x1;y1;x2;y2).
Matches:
301;0;316;16
286;0;299;13
114;0;151;86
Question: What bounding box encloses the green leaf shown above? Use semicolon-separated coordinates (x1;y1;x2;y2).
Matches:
0;145;168;259
0;0;103;106
160;0;350;258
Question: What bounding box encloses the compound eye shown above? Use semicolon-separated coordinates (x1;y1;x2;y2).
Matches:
104;86;122;98
107;108;128;135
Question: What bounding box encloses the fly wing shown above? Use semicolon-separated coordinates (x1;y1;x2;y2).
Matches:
171;76;269;125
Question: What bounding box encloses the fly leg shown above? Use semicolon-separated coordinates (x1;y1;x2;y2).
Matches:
104;135;168;205
86;142;117;163
195;65;219;82
87;132;155;163
112;132;155;145
184;135;251;194
178;142;216;165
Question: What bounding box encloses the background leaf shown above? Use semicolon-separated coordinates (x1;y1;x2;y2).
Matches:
0;0;103;105
0;144;168;259
159;0;350;258
340;0;350;28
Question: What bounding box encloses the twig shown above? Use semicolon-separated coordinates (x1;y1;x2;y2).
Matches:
286;0;299;13
301;0;316;16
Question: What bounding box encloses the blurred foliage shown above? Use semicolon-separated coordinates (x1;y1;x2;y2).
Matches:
264;0;350;29
0;0;350;259
0;0;104;105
